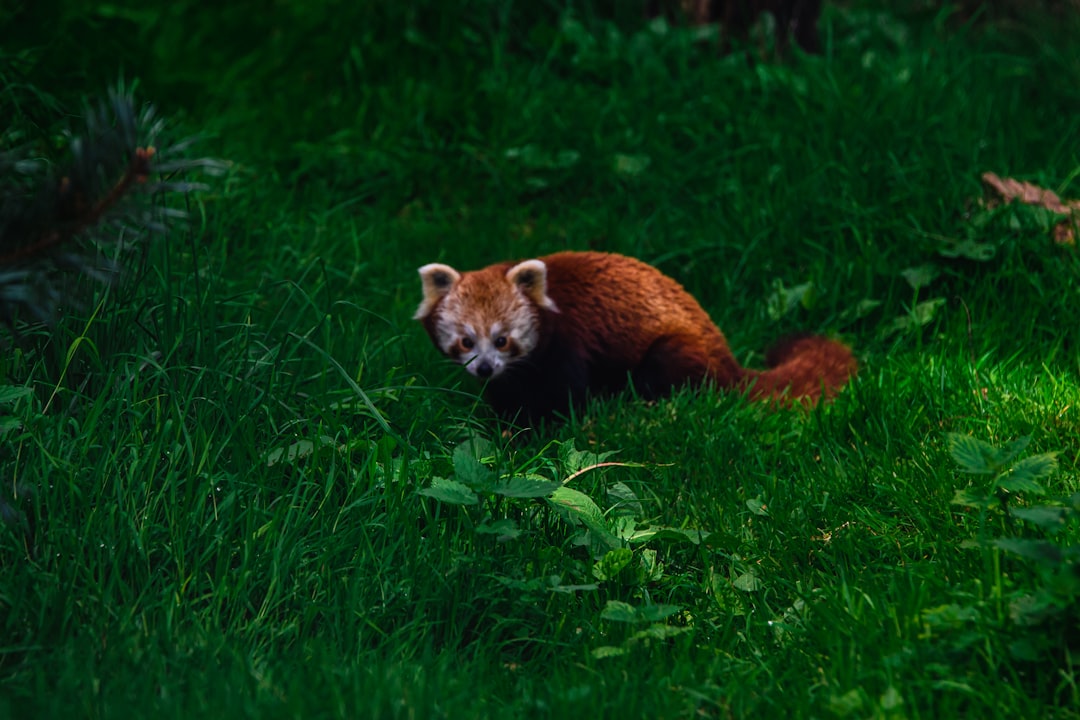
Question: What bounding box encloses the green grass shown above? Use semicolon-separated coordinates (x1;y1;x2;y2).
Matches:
3;1;1080;717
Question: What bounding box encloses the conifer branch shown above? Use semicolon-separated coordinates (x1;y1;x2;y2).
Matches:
0;84;225;327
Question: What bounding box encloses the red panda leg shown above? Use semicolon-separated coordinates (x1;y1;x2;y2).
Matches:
631;334;743;399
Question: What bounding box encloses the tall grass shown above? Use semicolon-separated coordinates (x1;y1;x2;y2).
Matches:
2;1;1079;717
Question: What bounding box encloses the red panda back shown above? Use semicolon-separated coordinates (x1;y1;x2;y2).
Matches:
537;252;741;387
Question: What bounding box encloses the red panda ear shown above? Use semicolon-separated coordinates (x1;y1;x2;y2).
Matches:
506;260;559;313
414;263;461;319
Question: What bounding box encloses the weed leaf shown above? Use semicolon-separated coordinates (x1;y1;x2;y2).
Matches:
993;538;1062;564
601;600;680;624
493;475;561;498
884;298;945;336
950;487;996;510
635;603;681;623
948;433;1008;475
453;444;496;490
900;265;939;290
548;487;621;550
475;519;521;540
607;482;643;517
1009;506;1069;533
418;477;479;506
998;436;1034;465
938;238;996;261
265;436;337;467
559;443;617;476
593;547;633;581
733;571;763;592
626;527;705;545
996;453;1057;494
591;646;628;659
600;600;639;623
767;280;814;320
631;624;691;641
639;548;664;582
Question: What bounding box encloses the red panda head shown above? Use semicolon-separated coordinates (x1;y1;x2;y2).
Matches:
414;259;559;379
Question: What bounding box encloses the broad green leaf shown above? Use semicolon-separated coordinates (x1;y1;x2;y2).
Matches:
600;600;639;623
638;548;663;582
548;487;621;550
264;436;337;467
909;297;945;326
630;624;691;641
492;475;560;498
920;603;979;627
625;526;705;545
996;453;1057;494
938;238;995;261
549;582;599;593
900;264;940;290
607;481;643;517
993;537;1062;564
997;436;1033;465
612;516;638;541
558;442;616;476
767;280;814;321
418;477;479;506
0;416;21;435
948;433;1006;475
453;443;495;490
950;487;997;510
0;386;31;405
838;298;882;325
746;498;769;516
601;600;680;624
593;547;633;581
883;298;945;336
733;571;763;592
1008;593;1052;625
591;645;628;659
475;519;521;539
1009;505;1068;532
828;689;865;717
548;486;605;525
880;686;904;712
995;477;1046;495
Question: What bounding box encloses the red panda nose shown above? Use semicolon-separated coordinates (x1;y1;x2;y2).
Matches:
475;361;493;378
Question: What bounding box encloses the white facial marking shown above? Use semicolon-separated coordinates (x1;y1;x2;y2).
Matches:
429;271;548;379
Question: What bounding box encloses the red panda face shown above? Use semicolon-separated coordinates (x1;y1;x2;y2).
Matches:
414;259;559;379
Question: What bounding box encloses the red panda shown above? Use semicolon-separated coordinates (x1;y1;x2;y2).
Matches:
415;251;855;422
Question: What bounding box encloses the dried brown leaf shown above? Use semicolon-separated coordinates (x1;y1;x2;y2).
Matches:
981;172;1079;214
980;172;1079;246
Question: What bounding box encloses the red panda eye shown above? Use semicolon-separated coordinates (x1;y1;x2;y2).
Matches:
461;337;475;350
494;336;507;349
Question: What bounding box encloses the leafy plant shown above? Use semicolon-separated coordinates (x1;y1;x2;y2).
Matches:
949;433;1080;659
421;437;704;555
418;437;707;655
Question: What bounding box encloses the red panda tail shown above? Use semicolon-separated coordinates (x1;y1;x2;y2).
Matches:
743;335;857;406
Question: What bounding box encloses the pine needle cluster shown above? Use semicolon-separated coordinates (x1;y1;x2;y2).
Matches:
0;84;223;328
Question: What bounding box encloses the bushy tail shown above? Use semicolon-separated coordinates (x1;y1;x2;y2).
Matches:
743;335;857;406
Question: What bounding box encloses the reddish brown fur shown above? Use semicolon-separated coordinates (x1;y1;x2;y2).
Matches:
417;251;855;422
